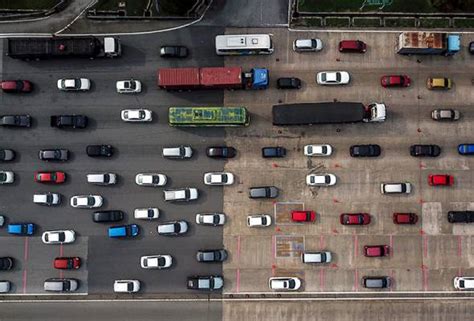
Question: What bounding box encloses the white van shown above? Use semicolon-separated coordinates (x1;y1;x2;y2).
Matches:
268;277;301;291
301;251;332;264
163;188;198;202
454;276;474;290
86;173;117;185
114;280;140;293
33;192;61;206
162;145;193;159
134;208;159;220
44;278;78;292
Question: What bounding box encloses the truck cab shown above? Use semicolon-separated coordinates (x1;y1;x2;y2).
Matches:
365;103;386;123
243;68;269;89
103;37;121;57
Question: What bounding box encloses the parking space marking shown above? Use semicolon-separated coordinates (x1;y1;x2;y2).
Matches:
457;236;462;257
353;233;358;259
274;201;304;225
22;237;29;294
389;235;393;257
319;235;325;249
319;269;325;291
236;269;240;293
422;267;429;291
353;269;359;292
275;235;304;258
22;270;27;294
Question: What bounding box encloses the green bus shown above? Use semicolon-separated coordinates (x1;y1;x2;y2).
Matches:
168;106;250;127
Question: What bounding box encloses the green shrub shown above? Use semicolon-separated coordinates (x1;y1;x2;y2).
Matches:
384;18;416;27
325;17;350;27
353;17;381;27
419;18;450;28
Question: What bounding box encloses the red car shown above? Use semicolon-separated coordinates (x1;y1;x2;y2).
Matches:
291;210;316;222
393;213;418;225
338;40;367;53
364;245;390;257
380;75;411;88
428;174;454;186
1;80;32;93
340;213;371;225
54;257;81;269
34;171;66;184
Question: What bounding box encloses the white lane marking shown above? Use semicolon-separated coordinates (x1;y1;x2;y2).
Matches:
54;0;98;35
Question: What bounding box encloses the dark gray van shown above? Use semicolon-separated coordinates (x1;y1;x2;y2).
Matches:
362;276;391;289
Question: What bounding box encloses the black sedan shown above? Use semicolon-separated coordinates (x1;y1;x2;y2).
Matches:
0;115;31;127
206;146;236;159
350;144;381;157
409;144;441;157
0;149;15;161
86;145;114;157
93;210;124;223
38;149;69;162
447;211;474;223
160;46;189;58
187;275;223;291
0;257;14;270
277;77;302;89
196;249;228;263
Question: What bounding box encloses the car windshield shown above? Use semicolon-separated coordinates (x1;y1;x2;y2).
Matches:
261;217;267;225
336;73;341;82
57;232;65;242
288;280;295;288
157;257;165;266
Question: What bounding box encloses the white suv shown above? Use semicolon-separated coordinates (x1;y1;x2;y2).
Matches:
293;39;323;52
306;174;337;186
380;182;411;194
247;214;272;227
116;79;142;94
70;195;103;208
114;280;140;293
269;277;301;291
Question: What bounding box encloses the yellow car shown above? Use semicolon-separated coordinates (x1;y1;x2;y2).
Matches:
427;77;452;90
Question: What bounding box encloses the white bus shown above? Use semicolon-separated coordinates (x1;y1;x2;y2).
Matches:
215;34;274;56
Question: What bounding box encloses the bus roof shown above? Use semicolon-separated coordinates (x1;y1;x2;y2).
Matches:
215;34;272;50
168;107;249;126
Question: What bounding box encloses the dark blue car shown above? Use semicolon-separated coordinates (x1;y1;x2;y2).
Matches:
458;144;474;155
8;223;35;236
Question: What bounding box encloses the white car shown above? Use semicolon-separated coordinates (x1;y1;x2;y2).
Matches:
247;214;272;227
453;276;474;290
42;230;75;244
0;171;14;184
304;144;332;157
114;280;140;293
70;195;103;208
306;174;337;186
135;173;167;187
57;78;90;91
121;109;152;122
269;277;301;291
293;39;323;52
134;208;159;220
196;213;226;226
203;172;234;186
116;79;142;94
140;255;173;269
33;192;61;206
316;71;350;85
86;173;117;185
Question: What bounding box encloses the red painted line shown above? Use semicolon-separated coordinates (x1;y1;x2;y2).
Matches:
272;235;276;259
319;269;325;291
422;266;429;291
236;235;241;263
389;234;393;257
353;269;359;292
390;269;394;292
319;235;325;249
458;267;463;277
457;236;462;257
423;235;428;258
60;244;64;257
22;270;27;294
235;269;240;293
353;233;358;258
23;237;29;260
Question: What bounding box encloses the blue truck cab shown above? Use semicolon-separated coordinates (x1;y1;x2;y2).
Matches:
446;34;461;56
243;68;269;89
108;224;139;238
8;223;35;236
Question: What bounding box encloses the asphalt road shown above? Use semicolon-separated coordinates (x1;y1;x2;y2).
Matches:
0;26;230;294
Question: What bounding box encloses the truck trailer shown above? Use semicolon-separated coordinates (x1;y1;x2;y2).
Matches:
272;102;386;126
397;32;460;56
6;37;121;60
157;67;268;90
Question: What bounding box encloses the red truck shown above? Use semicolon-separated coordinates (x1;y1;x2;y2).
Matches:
157;67;269;91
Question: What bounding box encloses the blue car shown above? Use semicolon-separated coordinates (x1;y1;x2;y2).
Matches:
108;224;139;238
458;144;474;155
8;223;35;236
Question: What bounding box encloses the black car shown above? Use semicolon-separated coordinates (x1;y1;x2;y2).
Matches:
206;146;236;159
362;276;391;289
38;149;69;162
160;46;189;58
249;186;279;199
0;149;15;161
86;145;114;157
277;77;302;89
196;249;228;263
262;147;286;158
0;257;13;270
92;210;124;223
50;115;88;129
447;211;474;223
0;115;31;127
409;144;441;157
350;144;381;157
187;275;223;291
470;41;474;54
